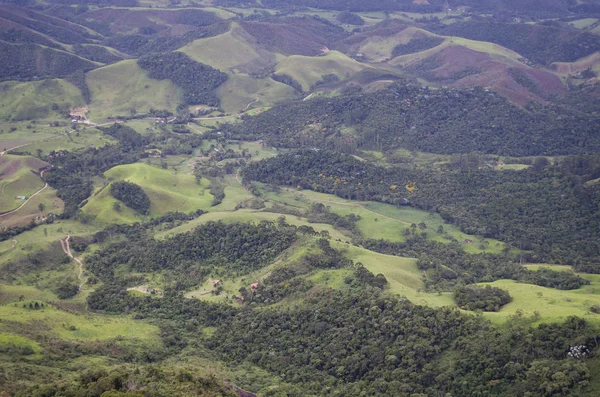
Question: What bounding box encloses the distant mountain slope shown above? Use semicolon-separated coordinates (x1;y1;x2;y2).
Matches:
0;41;97;81
431;20;600;65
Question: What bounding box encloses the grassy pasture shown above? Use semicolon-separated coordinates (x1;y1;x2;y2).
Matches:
0;154;47;212
275;51;368;91
0;79;85;122
0;219;99;266
0;303;160;342
568;18;598;29
260;186;506;254
216;74;299;113
86;60;182;121
156;209;350;241
82;162;213;225
477;277;600;325
179;23;276;74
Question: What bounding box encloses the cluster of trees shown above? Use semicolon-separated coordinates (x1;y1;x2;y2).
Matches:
271;73;303;92
137;52;227;107
431;19;600;65
243;150;600;271
225;82;600;156
336;11;364;25
110;181;151;215
454;284;512;311
391;36;444;57
86;221;297;290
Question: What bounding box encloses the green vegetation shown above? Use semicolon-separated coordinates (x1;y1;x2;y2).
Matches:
84;162;212;225
110;180;151;215
454;284;512;311
137;52;228;107
0;155;47;213
86;60;182;121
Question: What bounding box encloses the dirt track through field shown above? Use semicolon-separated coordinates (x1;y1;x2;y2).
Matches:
60;235;87;292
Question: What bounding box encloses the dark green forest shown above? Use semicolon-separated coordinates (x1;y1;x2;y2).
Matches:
137;52;228;107
221;83;600;156
110;181;151;215
243;150;600;270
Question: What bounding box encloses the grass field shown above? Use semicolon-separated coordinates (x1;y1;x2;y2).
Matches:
179;23;276;74
82;162;213;225
0;219;102;266
275;51;368;91
0;302;160;343
0;154;47;212
260;186;507;254
0;79;85;122
86;60;182;121
352;27;439;62
568;18;598;29
478;276;600;325
216;74;299;113
156;209;350;241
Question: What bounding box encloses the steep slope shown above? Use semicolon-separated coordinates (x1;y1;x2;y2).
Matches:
86;60;183;121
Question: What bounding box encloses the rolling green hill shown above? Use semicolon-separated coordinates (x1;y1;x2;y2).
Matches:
0;154;47;213
274;50;370;91
86;60;183;121
82;162;213;224
0;79;85;121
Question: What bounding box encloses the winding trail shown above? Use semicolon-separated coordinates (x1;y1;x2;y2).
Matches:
242;97;259;112
11;239;17;248
0;167;51;219
60;235;87;292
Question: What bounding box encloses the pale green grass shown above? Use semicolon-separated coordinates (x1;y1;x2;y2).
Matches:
495;163;530;171
0;284;57;304
275;51;368;91
477;277;600;325
0;220;98;266
179;23;275;74
156;209;350;241
0;332;42;354
261;186;506;254
352;27;439;62
23;128;117;155
0;186;63;229
0;155;46;212
209;175;255;212
524;263;574;271
82;162;213;225
335;242;454;307
0;303;160;342
86;60;182;121
0;79;85;122
568;18;598;29
216;75;299;113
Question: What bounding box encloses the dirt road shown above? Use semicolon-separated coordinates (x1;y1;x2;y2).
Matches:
60;235;87;291
0;168;50;219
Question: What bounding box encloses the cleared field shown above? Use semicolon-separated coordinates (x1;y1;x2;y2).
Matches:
0;219;98;266
478;276;600;325
0;185;63;229
0;79;85;122
86;60;182;121
0;303;160;342
275;51;368;91
0;154;47;213
568;18;598;29
336;242;454;307
82;162;213;225
179;23;276;74
156;209;350;241
261;186;507;254
216;74;299;113
350;27;439;62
